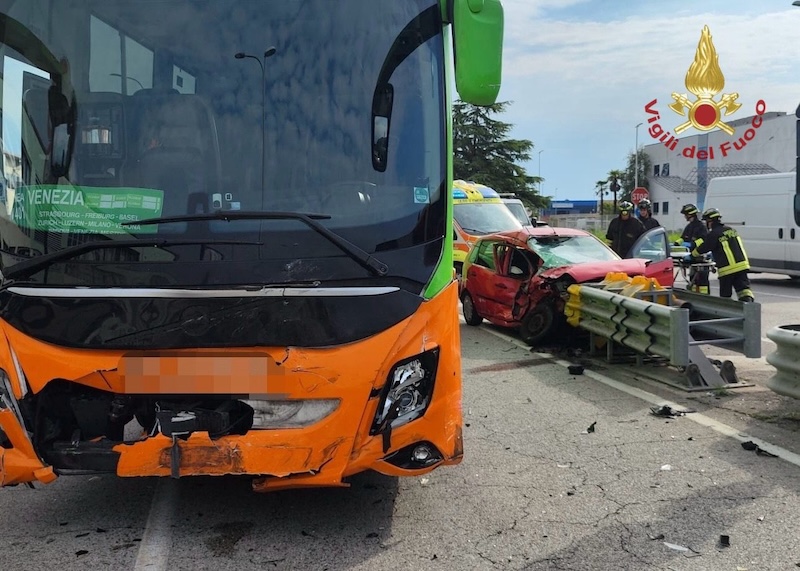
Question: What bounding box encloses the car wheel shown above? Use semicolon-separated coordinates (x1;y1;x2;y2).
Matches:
461;292;482;326
519;302;555;345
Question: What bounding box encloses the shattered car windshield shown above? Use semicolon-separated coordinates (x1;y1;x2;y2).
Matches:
528;234;619;268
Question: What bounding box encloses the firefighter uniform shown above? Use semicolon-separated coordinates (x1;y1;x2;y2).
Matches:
681;217;709;294
692;217;754;302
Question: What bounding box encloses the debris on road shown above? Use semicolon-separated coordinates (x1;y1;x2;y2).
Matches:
581;421;597;434
741;441;779;458
568;364;584;375
649;405;695;418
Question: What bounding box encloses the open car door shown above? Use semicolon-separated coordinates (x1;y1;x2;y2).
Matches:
493;243;536;324
628;227;674;287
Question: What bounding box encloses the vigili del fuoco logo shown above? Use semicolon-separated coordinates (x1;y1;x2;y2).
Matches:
643;25;766;160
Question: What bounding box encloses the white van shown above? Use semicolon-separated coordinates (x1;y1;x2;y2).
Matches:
704;172;799;277
498;195;532;226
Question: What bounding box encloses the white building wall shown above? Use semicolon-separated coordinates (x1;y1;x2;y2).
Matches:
643;111;796;232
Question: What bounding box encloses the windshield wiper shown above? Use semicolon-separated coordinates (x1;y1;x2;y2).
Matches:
1;239;262;281
123;210;390;276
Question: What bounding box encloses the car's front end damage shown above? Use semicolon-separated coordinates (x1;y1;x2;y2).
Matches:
540;258;651;306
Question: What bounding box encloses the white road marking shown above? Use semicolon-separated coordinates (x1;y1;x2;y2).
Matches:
474;324;800;469
752;291;800;300
133;479;177;571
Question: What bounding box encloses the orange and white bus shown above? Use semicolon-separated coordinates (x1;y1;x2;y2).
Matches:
452;180;522;276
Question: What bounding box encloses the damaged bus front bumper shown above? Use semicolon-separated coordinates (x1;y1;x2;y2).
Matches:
0;283;463;491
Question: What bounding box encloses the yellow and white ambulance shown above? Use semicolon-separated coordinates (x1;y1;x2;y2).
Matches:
452;180;522;275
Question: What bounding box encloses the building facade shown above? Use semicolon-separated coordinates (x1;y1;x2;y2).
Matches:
642;109;795;231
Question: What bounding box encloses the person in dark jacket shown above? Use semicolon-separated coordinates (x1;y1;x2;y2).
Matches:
678;203;710;294
636;198;660;230
605;200;644;257
690;207;754;302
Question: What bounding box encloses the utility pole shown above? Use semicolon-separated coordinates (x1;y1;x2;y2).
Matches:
538;149;544;194
635;122;642;189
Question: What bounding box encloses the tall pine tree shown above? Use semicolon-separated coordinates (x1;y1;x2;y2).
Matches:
453;101;547;211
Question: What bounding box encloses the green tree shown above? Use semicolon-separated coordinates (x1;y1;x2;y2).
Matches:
452;100;548;211
595;179;610;214
619;149;651;201
607;169;624;211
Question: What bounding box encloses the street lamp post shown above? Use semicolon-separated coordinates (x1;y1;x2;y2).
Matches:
538;149;544;194
235;47;277;194
634;122;643;190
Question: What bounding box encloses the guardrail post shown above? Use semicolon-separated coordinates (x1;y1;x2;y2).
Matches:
671;307;689;367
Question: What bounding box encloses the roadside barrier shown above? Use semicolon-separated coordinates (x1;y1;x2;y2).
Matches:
565;275;761;389
565;283;689;367
766;325;800;399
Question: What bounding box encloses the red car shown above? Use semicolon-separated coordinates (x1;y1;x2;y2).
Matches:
460;226;674;345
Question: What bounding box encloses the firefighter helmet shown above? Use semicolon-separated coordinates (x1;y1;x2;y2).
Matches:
681;203;699;216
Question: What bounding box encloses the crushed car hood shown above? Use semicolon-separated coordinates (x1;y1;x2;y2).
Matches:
540;258;649;282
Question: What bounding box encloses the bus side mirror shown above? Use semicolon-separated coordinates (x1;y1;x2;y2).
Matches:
449;0;504;105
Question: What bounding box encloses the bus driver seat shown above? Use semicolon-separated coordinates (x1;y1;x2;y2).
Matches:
127;91;221;219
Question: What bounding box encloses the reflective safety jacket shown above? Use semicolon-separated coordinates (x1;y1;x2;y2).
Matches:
692;223;750;277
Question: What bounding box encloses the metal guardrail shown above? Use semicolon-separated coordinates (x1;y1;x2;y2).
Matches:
565;283;762;389
565;284;689;367
766;325;800;399
674;290;761;359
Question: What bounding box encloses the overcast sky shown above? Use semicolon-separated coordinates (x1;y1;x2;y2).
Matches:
493;0;800;201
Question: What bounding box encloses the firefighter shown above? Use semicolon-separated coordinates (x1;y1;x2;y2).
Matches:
691;207;755;302
678;203;710;294
605;200;644;257
636;198;660;230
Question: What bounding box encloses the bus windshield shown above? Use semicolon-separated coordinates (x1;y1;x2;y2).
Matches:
0;0;445;289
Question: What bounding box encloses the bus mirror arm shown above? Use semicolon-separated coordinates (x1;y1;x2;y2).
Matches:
48;87;75;180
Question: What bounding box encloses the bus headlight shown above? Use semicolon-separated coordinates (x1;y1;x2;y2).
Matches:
244;399;340;429
371;349;439;434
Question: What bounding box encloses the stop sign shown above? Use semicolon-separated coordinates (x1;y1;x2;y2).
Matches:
631;187;649;204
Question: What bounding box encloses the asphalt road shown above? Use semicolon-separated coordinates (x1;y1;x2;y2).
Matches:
2;287;800;570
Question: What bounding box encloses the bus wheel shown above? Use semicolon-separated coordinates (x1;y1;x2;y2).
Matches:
461;292;482;326
520;302;555;345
